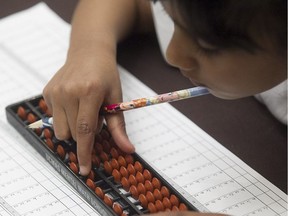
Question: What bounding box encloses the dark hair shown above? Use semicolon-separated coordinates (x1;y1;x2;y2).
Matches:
154;0;287;55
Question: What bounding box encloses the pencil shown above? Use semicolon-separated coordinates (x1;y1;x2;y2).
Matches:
28;86;209;129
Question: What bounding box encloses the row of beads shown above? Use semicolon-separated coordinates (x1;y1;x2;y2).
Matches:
16;98;190;215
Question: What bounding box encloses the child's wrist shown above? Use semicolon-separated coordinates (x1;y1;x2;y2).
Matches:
68;31;117;58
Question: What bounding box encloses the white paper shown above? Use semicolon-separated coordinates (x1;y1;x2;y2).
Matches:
0;3;286;216
0;4;99;216
0;122;100;216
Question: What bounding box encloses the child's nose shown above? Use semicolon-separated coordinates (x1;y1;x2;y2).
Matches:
165;32;199;71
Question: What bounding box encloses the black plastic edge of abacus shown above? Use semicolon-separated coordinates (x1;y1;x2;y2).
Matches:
6;95;199;215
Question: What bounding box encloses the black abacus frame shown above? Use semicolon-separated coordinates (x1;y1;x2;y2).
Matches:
5;95;198;215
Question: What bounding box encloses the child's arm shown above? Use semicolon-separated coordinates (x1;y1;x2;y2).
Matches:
43;0;154;175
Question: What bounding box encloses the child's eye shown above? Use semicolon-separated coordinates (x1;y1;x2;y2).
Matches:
197;46;220;56
196;39;221;56
198;39;218;50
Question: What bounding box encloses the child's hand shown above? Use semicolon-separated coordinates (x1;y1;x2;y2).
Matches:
43;48;134;175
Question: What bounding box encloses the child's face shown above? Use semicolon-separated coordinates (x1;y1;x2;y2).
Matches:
162;2;286;99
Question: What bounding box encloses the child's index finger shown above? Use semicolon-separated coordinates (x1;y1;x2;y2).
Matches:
76;96;102;176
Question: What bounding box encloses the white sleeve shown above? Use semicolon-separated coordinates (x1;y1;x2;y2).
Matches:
151;2;174;62
255;80;287;125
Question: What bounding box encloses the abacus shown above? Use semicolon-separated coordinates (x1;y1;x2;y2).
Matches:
5;95;197;216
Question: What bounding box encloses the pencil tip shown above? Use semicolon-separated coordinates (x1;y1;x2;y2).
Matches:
28;120;43;129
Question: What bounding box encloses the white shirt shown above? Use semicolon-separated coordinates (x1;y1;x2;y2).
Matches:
151;2;287;125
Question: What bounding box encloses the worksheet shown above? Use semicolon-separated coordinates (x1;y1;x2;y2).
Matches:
0;122;100;216
0;3;286;216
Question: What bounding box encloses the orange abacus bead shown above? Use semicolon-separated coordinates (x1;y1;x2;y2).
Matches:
137;183;146;195
100;151;109;162
101;140;111;154
27;113;37;123
162;197;172;209
110;158;120;170
148;202;157;213
124;154;134;165
146;191;155;203
69;152;78;163
128;174;137;186
153;189;163;201
152;177;161;190
115;147;125;157
134;161;143;173
170;194;179;207
118;156;127;167
17;106;27;120
38;99;48;113
143;169;152;181
155;200;164;212
160;186;170;198
46;109;52;116
104;161;113;175
43;128;53;139
87;170;96;181
127;164;136;175
112;169;122;183
135;172;145;184
119;166;129;178
102;140;111;153
69;162;79;174
94;142;103;154
112;202;123;216
95;187;104;199
103;194;113;207
172;206;179;211
86;178;95;190
179;203;188;211
45;138;54;151
34;128;42;136
129;185;139;199
91;154;101;167
138;194;148;208
100;128;110;140
56;145;66;160
144;180;154;192
121;177;130;191
110;147;119;159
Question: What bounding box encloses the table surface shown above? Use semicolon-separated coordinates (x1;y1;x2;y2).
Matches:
1;0;286;193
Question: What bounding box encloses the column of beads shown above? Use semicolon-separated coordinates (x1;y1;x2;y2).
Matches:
92;129;139;215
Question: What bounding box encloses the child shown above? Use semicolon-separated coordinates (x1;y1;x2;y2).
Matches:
43;1;287;211
151;0;287;124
